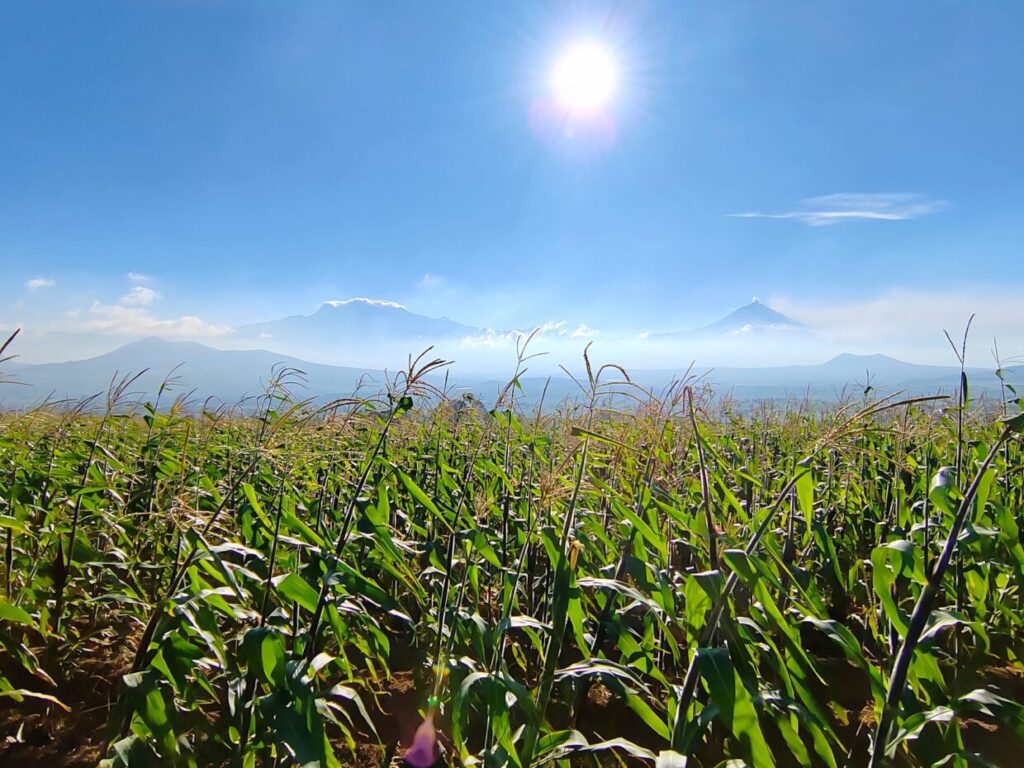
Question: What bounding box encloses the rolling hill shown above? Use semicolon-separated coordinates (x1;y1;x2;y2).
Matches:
2;337;384;408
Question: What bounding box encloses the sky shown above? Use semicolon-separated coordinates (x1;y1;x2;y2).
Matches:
2;1;1023;368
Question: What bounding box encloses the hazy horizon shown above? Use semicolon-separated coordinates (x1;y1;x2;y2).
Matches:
4;291;1019;374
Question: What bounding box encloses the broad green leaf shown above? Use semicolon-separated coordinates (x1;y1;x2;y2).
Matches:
0;599;33;626
697;648;775;768
274;572;320;613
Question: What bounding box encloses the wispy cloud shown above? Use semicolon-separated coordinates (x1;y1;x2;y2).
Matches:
26;277;54;290
126;271;152;284
119;286;160;306
730;193;948;226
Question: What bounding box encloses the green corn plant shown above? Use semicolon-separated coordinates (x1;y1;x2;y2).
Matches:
870;412;1024;766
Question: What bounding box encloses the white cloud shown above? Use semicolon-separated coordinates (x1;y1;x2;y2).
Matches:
26;277;54;290
731;193;948;226
459;320;600;349
119;286;160;306
126;271;152;283
459;329;520;349
83;301;231;338
542;321;599;339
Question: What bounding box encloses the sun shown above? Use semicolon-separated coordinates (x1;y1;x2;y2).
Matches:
549;40;618;116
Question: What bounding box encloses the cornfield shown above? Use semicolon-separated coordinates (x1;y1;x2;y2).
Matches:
1;345;1023;767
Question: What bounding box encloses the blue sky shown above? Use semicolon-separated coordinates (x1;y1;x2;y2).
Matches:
2;1;1022;363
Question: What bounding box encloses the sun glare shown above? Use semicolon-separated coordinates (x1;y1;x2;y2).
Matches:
549;40;618;116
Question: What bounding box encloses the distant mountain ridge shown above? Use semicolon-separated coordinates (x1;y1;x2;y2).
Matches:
816;352;955;379
3;337;1020;410
4;337;382;407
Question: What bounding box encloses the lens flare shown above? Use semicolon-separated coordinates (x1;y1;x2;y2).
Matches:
549;40;618;116
404;712;438;768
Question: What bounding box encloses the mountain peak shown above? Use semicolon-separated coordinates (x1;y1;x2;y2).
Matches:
694;300;804;335
121;336;204;351
650;299;807;339
826;352;901;364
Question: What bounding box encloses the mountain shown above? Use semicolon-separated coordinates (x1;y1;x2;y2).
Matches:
695;298;805;334
1;337;383;408
815;353;955;382
235;298;480;346
654;299;807;338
